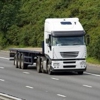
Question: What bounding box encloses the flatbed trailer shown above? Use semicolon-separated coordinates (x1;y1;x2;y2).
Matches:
9;48;44;69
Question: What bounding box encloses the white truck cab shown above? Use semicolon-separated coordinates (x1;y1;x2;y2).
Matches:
44;18;87;74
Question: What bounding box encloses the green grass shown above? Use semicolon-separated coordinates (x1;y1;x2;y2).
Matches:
86;57;100;65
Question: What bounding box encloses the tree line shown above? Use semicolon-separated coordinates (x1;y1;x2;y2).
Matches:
0;0;100;60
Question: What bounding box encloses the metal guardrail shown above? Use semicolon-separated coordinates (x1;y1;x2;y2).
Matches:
0;93;24;100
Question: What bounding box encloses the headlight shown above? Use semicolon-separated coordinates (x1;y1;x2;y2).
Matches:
80;61;86;68
53;63;59;68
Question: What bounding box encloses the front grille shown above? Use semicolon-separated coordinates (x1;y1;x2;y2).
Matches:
63;60;76;68
60;52;79;58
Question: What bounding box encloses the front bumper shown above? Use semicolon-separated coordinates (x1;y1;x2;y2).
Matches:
51;67;87;72
51;59;87;72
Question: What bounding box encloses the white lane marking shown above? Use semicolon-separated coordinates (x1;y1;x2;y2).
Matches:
51;77;59;80
85;72;100;77
0;67;4;69
26;86;34;89
23;72;30;74
0;93;22;100
57;94;66;98
83;85;92;88
0;79;5;82
0;57;10;60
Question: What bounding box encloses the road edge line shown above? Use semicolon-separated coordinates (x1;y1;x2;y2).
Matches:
0;93;23;100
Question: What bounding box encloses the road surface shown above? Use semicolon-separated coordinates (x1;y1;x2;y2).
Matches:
0;51;100;100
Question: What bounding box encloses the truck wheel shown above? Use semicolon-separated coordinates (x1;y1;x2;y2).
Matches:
18;53;21;68
78;71;83;75
36;57;41;73
20;54;27;69
47;63;52;75
41;66;44;73
41;62;45;73
14;54;18;68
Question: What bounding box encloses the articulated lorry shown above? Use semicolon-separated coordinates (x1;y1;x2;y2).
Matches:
9;18;89;75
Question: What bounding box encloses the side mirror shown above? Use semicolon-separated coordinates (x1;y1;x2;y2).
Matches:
46;34;51;50
46;34;50;43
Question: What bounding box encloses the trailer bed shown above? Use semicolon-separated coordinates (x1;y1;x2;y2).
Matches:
9;48;42;58
9;48;44;69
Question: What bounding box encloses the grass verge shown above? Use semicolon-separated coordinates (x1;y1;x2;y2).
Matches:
86;57;100;65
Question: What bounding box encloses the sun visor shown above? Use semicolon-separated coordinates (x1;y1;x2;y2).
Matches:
51;31;85;36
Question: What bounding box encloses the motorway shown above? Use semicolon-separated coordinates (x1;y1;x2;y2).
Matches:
0;51;100;100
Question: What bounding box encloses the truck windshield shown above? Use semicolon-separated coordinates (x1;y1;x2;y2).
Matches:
52;36;85;46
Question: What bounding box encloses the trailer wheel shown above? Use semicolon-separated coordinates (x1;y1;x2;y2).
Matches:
20;54;27;69
36;57;41;73
14;54;18;68
14;54;15;65
18;53;21;68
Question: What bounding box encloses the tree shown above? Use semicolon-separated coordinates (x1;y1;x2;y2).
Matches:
0;0;21;47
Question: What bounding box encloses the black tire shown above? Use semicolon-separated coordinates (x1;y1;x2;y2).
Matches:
47;62;52;75
41;61;45;73
14;54;18;68
18;53;21;68
20;54;28;69
78;71;83;75
36;57;41;73
41;67;44;73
